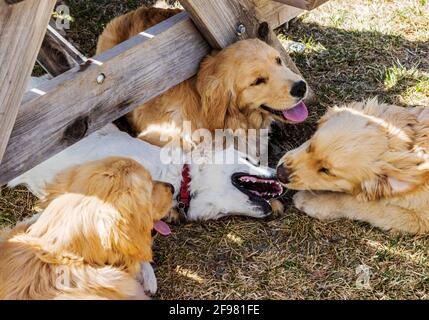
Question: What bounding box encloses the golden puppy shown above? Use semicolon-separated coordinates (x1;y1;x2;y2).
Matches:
0;157;173;299
96;6;308;147
277;98;429;234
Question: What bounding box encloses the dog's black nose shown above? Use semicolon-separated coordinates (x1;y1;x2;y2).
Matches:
165;183;175;194
290;80;307;98
276;164;290;184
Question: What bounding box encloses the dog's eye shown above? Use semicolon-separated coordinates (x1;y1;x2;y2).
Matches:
319;167;330;175
276;57;282;65
252;77;267;86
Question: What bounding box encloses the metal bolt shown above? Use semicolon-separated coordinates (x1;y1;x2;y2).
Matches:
236;23;246;36
96;73;105;84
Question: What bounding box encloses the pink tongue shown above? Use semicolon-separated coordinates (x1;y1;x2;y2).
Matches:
282;101;308;123
154;221;171;236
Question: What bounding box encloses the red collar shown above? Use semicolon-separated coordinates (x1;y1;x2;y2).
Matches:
177;164;191;216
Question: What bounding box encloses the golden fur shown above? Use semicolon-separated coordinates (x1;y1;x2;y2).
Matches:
0;157;173;299
96;6;305;147
278;98;429;234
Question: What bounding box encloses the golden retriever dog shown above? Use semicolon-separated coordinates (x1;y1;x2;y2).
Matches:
277;98;429;234
0;157;173;299
96;6;308;148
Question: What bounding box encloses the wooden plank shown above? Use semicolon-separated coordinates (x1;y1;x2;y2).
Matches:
180;0;244;49
252;0;303;29
37;22;87;77
0;0;57;163
0;12;210;185
179;0;314;91
272;0;329;10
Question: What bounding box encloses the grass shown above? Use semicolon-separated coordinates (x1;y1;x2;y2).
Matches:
2;0;429;299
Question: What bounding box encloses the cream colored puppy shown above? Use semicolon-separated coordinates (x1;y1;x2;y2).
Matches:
277;98;429;234
0;157;173;299
97;6;308;148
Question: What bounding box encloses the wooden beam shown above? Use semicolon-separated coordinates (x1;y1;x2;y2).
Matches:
272;0;329;10
0;0;56;163
0;12;210;185
180;0;243;49
37;22;87;77
179;0;313;89
252;0;303;29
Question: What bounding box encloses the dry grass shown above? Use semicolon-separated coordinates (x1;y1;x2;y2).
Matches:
1;0;429;299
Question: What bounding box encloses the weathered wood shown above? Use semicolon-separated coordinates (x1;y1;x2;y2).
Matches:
252;0;303;29
0;12;210;185
179;0;314;94
37;22;87;77
0;0;56;163
180;0;243;49
272;0;329;10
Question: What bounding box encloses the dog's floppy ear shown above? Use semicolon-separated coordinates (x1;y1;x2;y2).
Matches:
359;173;391;201
88;159;156;262
359;173;415;201
358;172;413;201
196;54;237;131
358;151;426;201
113;190;154;262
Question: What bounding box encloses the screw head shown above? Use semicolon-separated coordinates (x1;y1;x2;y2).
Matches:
236;24;246;36
96;73;105;84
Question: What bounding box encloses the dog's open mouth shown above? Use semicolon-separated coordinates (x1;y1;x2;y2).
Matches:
231;172;284;203
261;101;308;123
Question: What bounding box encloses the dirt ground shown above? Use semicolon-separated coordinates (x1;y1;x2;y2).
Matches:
1;0;428;299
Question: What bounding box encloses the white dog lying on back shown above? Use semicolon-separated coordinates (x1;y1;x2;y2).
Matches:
9;124;284;221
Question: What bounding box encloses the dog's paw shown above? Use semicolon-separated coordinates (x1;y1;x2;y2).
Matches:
293;191;337;220
165;208;186;225
268;199;285;219
138;262;157;295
